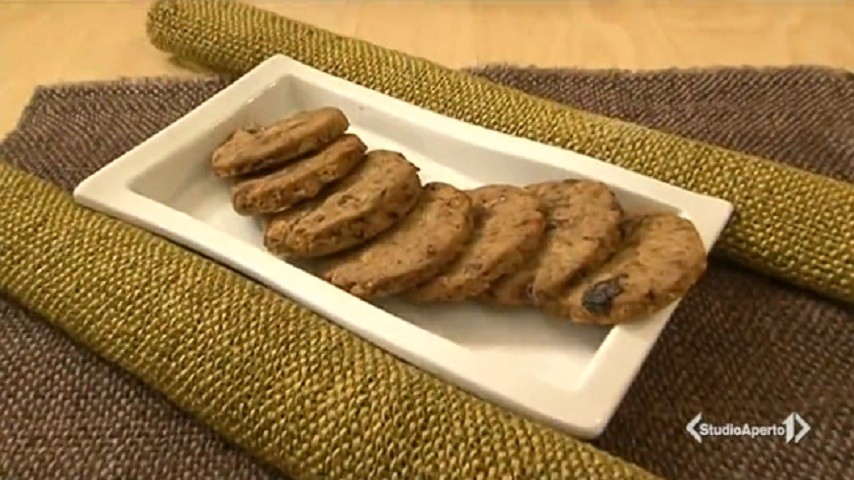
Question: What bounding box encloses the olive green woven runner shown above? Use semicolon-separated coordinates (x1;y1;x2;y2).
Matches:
0;162;660;479
146;0;853;305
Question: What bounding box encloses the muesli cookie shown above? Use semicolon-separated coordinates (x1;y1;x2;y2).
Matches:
231;134;367;215
407;185;545;302
542;213;707;325
263;150;421;258
478;179;624;306
319;182;475;299
211;107;349;178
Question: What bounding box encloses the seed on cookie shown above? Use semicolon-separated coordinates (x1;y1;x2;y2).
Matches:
230;134;367;216
263;150;422;258
477;268;537;306
479;179;624;306
318;182;475;299
407;185;545;302
541;213;707;325
211;107;349;178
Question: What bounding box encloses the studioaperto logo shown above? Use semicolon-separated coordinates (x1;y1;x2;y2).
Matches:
686;412;811;444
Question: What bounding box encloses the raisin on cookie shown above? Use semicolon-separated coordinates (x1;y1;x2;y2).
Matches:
542;213;707;325
211;107;349;178
479;179;624;306
319;182;475;299
231;134;367;216
263;150;421;258
407;185;545;302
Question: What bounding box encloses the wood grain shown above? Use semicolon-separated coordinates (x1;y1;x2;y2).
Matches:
1;1;852;135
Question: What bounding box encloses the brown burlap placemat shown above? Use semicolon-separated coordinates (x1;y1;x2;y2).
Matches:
1;67;852;479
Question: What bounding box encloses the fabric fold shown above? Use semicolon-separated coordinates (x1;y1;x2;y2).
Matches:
146;0;853;304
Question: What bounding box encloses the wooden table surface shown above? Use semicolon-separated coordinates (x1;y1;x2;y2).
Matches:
1;1;852;136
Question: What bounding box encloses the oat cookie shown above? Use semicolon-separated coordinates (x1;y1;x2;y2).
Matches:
263;150;421;258
407;185;545;302
480;179;624;306
319;182;475;299
211;107;349;178
542;214;707;325
231;134;367;215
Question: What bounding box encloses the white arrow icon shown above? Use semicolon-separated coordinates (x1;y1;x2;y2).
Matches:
794;414;811;443
783;413;811;443
686;412;703;443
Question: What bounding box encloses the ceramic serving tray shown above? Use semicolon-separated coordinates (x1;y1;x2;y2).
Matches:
73;54;733;438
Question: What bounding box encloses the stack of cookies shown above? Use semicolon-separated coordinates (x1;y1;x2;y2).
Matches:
210;107;708;325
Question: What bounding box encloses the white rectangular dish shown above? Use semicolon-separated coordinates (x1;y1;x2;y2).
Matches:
73;54;733;439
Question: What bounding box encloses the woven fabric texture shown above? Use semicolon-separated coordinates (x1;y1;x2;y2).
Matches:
2;70;853;479
468;66;853;184
0;79;281;480
0;162;658;480
144;0;853;304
